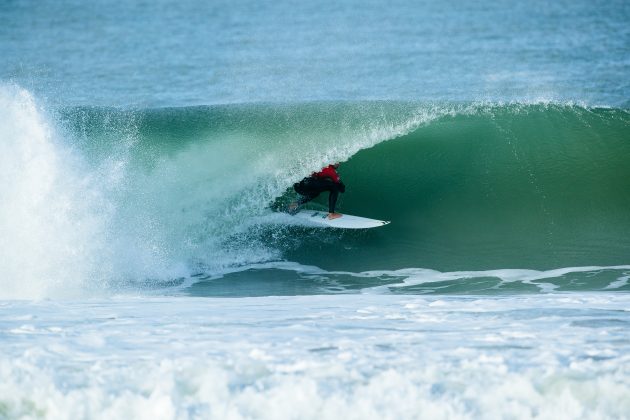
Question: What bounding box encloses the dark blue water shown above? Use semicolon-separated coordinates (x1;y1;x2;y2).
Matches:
1;0;628;107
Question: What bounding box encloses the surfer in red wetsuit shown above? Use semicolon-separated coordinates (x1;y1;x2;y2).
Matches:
291;163;346;219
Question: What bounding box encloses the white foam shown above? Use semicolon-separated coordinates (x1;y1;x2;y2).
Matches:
355;265;630;293
1;294;629;419
209;262;630;295
604;275;630;290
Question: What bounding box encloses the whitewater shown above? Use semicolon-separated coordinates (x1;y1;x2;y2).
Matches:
1;0;630;418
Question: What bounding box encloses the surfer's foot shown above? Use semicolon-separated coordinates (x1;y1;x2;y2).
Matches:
288;202;299;214
327;212;342;220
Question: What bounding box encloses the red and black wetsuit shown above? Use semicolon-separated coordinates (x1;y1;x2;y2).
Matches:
294;165;346;213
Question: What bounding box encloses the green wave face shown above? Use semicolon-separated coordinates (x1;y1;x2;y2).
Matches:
59;102;630;288
283;105;630;272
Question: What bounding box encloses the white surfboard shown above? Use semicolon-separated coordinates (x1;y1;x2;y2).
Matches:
293;210;390;229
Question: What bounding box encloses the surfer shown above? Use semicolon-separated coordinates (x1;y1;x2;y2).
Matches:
290;163;345;219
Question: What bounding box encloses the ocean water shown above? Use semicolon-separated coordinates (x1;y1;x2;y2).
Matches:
1;0;630;418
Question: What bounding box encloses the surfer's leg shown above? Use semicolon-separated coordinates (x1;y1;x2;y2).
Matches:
325;181;344;219
297;193;318;206
328;189;339;213
294;178;322;206
287;193;316;214
293;178;342;215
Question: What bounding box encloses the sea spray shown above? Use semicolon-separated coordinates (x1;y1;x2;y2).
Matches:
0;85;109;298
58;102;443;283
0;86;188;299
1;91;442;298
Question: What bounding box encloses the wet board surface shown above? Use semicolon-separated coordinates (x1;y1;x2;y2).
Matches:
293;210;390;229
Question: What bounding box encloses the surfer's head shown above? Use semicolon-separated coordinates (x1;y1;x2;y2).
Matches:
332;162;340;169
